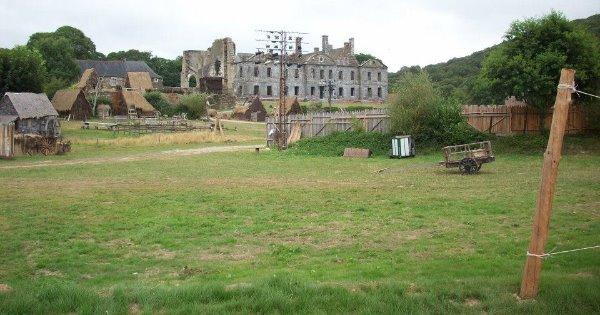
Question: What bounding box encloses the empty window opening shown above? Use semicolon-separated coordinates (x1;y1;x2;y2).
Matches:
294;86;299;96
377;87;382;98
266;86;272;96
254;67;259;77
338;87;343;98
254;85;259;95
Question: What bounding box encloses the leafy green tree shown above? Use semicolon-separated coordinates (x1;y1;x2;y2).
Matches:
27;35;79;82
106;49;153;62
474;11;600;115
389;71;484;144
355;53;378;64
43;77;69;99
0;46;47;96
149;56;182;87
54;26;97;59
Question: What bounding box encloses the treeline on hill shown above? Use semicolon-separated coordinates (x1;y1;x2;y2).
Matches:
0;26;181;98
389;13;600;104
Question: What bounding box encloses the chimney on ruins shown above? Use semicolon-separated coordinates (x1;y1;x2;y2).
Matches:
321;35;332;53
295;37;302;54
349;37;354;54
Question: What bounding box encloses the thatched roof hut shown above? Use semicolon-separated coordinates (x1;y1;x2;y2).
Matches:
126;72;153;92
111;90;156;116
274;97;302;115
51;89;92;120
76;68;98;92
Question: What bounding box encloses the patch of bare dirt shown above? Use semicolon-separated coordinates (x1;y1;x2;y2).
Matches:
37;269;64;277
128;303;141;314
0;144;263;170
464;298;480;307
224;282;252;291
0;284;12;293
197;245;266;262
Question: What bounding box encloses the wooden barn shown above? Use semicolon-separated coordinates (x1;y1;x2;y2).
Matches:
0;92;60;137
233;97;267;121
51;89;92;120
111;90;156;116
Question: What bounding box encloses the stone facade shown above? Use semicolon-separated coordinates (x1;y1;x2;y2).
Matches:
181;35;388;102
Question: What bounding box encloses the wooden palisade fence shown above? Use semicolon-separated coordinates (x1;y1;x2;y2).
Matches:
266;109;389;146
462;104;587;135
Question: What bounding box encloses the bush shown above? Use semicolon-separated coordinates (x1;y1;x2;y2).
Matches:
177;93;209;119
43;77;69;99
287;131;394;157
345;105;374;112
145;91;175;116
390;71;487;146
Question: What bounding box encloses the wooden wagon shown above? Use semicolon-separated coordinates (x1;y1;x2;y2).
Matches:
440;141;494;174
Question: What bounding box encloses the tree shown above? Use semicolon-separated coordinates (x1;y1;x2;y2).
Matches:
0;46;47;96
43;77;69;99
28;36;79;82
148;56;182;87
54;26;97;60
474;11;600;117
106;49;153;62
355;53;378;64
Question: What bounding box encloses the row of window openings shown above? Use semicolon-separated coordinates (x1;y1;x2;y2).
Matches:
251;86;382;98
242;67;382;81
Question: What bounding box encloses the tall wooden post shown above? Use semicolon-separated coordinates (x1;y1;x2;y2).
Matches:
519;68;575;299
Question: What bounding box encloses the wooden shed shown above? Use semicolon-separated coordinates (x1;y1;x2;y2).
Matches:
51;89;92;120
0;93;60;137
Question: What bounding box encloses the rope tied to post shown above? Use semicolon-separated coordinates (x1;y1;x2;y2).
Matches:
526;245;600;259
557;83;600;99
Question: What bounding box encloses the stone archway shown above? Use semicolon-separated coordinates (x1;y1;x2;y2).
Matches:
188;74;198;88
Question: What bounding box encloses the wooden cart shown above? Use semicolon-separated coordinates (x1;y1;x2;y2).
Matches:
440;141;494;174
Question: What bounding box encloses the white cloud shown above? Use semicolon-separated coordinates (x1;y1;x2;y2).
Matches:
0;0;597;71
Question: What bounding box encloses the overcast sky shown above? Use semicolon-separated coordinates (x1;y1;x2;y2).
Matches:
0;0;598;72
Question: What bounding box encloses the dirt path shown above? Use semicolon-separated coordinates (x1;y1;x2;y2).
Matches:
0;144;265;170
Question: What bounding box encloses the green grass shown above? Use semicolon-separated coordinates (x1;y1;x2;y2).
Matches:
0;135;598;313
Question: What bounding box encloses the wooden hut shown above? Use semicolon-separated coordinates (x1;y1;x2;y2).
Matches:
126;72;154;92
0;93;60;137
51;89;92;120
111;90;156;116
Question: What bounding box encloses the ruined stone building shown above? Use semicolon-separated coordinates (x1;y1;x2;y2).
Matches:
181;36;388;102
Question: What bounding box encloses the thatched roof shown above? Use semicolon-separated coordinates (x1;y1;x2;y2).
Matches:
127;72;153;91
2;93;58;119
76;68;96;89
274;97;302;115
52;89;84;112
121;90;156;112
248;96;266;113
233;105;249;115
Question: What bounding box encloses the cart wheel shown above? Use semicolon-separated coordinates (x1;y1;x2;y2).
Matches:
459;158;479;174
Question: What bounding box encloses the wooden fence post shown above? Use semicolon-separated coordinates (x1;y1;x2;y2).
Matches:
519;68;575;299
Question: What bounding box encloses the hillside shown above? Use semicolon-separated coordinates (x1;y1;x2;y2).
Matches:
390;13;600;100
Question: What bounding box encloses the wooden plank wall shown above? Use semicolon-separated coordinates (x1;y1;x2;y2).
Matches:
0;123;15;158
462;105;587;135
266;109;390;145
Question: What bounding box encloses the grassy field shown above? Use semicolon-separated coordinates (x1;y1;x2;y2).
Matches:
0;130;598;313
1;120;265;163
